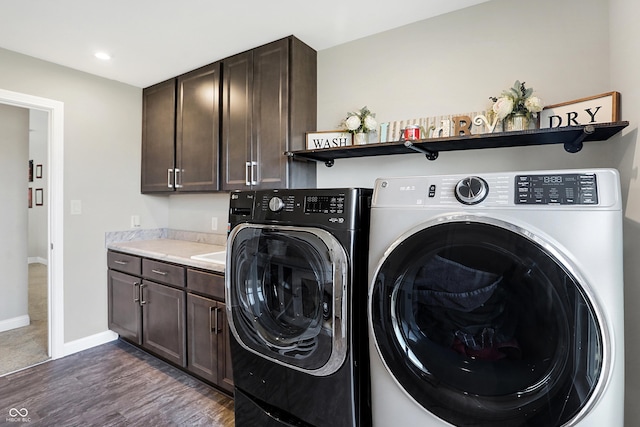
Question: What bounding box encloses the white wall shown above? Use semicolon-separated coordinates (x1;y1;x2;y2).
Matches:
317;0;613;188
609;0;640;423
28;109;49;263
0;48;170;342
0;104;29;327
168;192;229;234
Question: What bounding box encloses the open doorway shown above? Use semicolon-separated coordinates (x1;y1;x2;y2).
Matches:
0;107;49;375
0;88;64;373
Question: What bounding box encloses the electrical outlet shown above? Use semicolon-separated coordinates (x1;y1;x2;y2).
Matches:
131;215;140;228
211;217;218;231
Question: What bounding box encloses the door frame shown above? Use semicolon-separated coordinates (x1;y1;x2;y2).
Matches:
0;88;64;359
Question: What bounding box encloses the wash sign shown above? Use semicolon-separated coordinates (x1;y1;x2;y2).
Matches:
306;131;353;149
540;92;620;129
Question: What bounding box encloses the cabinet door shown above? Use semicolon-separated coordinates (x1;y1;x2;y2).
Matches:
221;50;253;191
108;270;142;345
141;79;176;193
176;63;221;192
141;280;186;367
187;294;221;385
252;38;289;189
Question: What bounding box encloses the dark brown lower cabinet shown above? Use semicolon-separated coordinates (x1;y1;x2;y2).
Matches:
141;280;186;367
107;250;232;395
186;268;233;393
108;270;142;345
107;271;186;367
187;294;233;393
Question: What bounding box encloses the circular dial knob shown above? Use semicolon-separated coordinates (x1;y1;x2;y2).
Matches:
268;196;285;212
455;176;489;205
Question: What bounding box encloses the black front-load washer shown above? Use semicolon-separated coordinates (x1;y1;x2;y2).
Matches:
226;188;372;427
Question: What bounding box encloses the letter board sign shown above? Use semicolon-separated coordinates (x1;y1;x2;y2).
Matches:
540;92;620;129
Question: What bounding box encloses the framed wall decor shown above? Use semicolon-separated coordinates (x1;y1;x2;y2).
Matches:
28;188;32;208
29;160;34;182
36;164;43;179
539;92;620;129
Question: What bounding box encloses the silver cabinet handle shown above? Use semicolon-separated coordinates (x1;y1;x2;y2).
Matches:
133;282;140;303
167;168;174;188
211;307;221;334
250;161;258;186
245;161;251;186
114;260;128;265
139;283;147;305
174;168;183;188
151;269;167;276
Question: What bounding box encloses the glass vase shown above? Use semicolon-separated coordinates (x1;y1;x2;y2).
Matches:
354;132;368;145
504;113;529;132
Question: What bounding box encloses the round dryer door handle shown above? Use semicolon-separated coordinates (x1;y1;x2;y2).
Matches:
455;176;489;205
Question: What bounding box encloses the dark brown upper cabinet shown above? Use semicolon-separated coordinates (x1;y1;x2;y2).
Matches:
141;62;221;193
221;36;317;190
141;79;176;193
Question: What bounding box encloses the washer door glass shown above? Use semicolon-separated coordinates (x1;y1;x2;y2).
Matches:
370;220;604;427
227;225;348;375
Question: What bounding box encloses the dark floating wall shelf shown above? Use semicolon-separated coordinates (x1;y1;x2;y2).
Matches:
286;121;629;167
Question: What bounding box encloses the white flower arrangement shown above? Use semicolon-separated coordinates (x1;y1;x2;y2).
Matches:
490;81;543;121
343;106;377;134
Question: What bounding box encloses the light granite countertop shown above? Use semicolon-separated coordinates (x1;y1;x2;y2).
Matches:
107;238;226;274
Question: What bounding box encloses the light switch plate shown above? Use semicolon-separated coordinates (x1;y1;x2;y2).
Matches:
71;200;82;215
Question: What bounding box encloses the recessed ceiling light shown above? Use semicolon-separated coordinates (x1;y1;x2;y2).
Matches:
95;52;111;61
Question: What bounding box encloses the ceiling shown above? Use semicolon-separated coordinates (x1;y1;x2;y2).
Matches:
0;0;490;88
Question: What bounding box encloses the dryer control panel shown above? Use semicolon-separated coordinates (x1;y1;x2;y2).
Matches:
515;173;598;205
233;188;373;230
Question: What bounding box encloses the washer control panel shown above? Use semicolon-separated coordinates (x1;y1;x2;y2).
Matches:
515;173;598;205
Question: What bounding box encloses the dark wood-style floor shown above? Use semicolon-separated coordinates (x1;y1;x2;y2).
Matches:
0;340;234;426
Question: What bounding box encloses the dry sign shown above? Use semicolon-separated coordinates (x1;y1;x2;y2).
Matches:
539;92;620;129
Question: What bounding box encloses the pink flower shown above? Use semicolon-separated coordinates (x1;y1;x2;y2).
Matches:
492;97;514;120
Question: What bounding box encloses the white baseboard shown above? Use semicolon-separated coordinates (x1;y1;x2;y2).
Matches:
28;257;48;265
0;314;30;333
62;330;118;357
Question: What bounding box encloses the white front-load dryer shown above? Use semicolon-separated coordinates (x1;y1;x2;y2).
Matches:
367;169;624;426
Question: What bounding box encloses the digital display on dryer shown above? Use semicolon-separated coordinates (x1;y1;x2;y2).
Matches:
515;173;598;205
304;195;345;214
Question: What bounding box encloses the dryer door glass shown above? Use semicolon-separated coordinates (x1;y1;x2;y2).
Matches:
370;220;604;427
227;225;348;375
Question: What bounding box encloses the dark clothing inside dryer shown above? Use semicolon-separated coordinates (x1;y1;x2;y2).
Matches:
413;255;520;360
371;220;603;425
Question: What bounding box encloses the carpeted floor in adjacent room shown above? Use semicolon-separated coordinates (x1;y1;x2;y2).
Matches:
0;263;49;376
